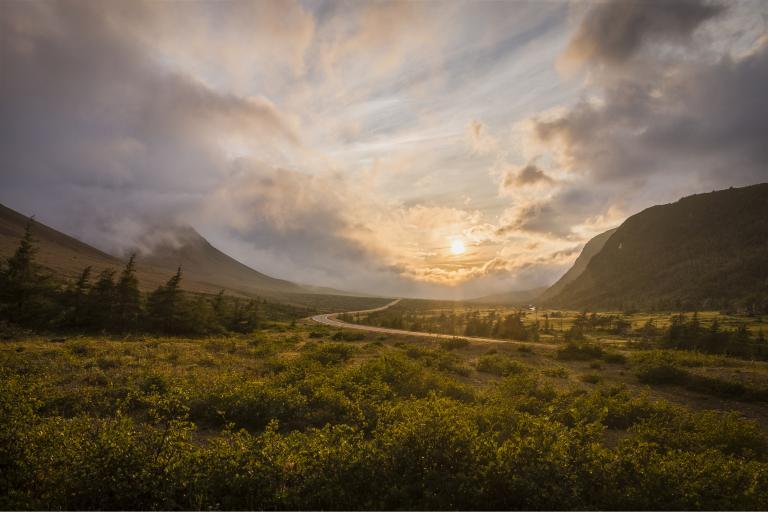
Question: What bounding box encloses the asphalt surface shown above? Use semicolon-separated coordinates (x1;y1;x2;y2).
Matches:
311;298;559;349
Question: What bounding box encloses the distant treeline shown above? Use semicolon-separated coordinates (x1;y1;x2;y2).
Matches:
0;220;306;335
351;307;768;360
343;309;541;341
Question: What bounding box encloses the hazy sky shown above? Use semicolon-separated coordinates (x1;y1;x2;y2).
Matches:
1;0;767;298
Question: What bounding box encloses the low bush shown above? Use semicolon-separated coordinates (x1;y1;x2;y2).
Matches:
439;337;470;350
476;354;527;377
580;373;602;384
332;331;366;341
556;342;604;361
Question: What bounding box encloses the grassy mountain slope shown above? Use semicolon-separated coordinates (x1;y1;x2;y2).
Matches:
0;203;384;309
136;225;301;294
546;184;768;310
0;203;124;278
539;228;618;302
469;287;547;305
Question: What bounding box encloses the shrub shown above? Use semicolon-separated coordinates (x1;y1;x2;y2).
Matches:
66;339;93;357
602;351;627;364
635;361;689;385
332;331;365;341
476;354;527;377
439;337;470;350
556;342;604;361
139;373;169;394
543;367;569;379
580;373;602;384
302;343;355;365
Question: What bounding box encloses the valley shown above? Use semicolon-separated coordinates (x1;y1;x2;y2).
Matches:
2;183;768;509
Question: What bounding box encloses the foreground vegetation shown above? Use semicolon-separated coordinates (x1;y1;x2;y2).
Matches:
3;324;768;510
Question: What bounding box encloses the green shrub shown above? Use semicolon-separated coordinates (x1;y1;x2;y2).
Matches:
439;337;470;350
635;361;689;385
139;373;169;394
332;331;365;341
543;367;570;379
580;373;602;384
476;354;527;377
602;351;627;364
66;339;93;357
302;343;355;365
556;342;604;361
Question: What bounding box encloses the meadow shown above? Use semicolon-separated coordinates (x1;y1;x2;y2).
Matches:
3;317;768;509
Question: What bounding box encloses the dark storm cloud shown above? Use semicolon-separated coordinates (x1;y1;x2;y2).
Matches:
536;41;768;187
563;0;725;68
497;185;615;239
0;1;298;249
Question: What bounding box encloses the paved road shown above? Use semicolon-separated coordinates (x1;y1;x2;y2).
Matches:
311;298;559;349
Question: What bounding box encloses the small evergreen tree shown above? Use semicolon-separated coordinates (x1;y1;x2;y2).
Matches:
0;218;53;325
147;267;185;334
89;269;116;329
64;266;92;328
114;255;141;331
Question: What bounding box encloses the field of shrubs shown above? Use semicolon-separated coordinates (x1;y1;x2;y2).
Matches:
2;322;768;510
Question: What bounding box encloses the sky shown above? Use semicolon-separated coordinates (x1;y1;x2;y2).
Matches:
1;0;767;299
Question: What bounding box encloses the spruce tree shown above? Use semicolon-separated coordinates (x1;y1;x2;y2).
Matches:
89;269;116;330
147;266;184;333
65;266;92;328
114;254;141;331
0;218;52;325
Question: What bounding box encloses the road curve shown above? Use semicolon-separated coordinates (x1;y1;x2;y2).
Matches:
311;298;559;349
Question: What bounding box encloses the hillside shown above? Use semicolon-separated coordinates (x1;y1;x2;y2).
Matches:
0;203;125;279
538;228;617;302
135;225;302;295
0;203;317;300
546;184;768;311
470;287;547;305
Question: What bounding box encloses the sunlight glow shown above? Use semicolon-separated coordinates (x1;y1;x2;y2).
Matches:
450;239;466;255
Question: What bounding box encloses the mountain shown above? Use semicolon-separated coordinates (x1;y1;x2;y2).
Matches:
135;225;302;294
538;228;618;302
0;203;300;297
545;184;768;311
470;287;547;305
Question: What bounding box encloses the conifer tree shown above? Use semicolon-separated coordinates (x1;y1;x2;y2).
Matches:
89;269;116;329
114;254;141;331
147;266;185;333
65;266;92;327
0;218;52;325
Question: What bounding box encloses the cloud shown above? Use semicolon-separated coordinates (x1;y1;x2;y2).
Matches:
535;40;768;188
466;120;499;155
502;161;555;190
562;0;725;70
0;1;299;249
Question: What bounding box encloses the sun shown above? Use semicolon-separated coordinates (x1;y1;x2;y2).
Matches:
450;239;466;255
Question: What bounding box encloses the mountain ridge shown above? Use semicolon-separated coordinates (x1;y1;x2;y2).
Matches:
538;228;618;303
545;184;768;311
